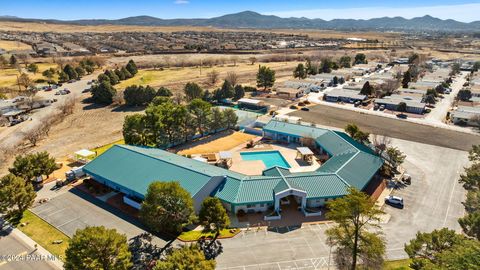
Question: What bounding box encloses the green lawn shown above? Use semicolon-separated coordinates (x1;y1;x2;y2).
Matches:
91;139;125;156
178;228;240;242
17;210;70;260
384;259;412;270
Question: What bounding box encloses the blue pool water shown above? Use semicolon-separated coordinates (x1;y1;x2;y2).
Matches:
240;151;290;169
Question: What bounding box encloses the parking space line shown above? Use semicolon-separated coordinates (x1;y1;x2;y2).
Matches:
56;216;80;228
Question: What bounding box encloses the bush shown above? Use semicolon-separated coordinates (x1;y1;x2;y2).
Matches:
304;100;311;105
290;105;298;109
298;102;305;106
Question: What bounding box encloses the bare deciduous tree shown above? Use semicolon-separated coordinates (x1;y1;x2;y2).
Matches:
248;57;257;65
230;55;240;66
372;135;391;155
206;70;220;86
225;71;238;87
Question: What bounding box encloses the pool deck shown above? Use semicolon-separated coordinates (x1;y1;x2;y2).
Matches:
229;143;320;176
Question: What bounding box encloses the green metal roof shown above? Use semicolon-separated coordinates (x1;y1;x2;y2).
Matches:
263;120;328;139
84;119;383;205
83;145;243;198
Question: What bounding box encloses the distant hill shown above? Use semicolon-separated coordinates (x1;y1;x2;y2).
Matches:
0;11;478;32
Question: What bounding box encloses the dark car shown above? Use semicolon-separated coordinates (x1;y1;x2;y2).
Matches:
301;107;310;111
396;113;408;119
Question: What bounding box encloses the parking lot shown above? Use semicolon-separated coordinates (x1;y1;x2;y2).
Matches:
216;138;470;269
31;189;166;245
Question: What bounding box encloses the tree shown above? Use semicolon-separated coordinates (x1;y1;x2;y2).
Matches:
223;108;238;129
354;53;367;64
320;58;332;73
385;147;406;167
124;85;156;106
424;94;436;105
233;85;245;101
9;151;56;182
360;81;374;96
219;80;234;100
345;124;359;137
199;197;230;244
468;145;480;163
63;64;78;80
120;66;132;79
397;102;407;112
333;76;339;86
27;63;38;74
256;65;275;91
154;244;215;270
42;68;56;81
457;89;472;101
326;188;385;270
305;59;318;75
402;70;411;88
104;70;120;85
126;59;138;75
0;174;36;219
293;63;307;79
123;114;151;146
404;228;479;269
156;86;172;97
458;211;480;240
58;71;69;83
188;99;212;135
450;63;460;75
459;162;480;191
91;80;116;105
209;108;225;133
17;73;32;90
184;82;204;102
65;226;132;270
140;181;195;234
9;55;17;66
206;70;220;86
248;56;257;65
225;71;238;87
339;56;352;68
75;66;86;78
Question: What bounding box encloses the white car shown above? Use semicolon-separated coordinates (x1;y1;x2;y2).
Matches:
385;195;404;208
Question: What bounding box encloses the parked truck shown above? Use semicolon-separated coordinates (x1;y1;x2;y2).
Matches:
65;166;86;181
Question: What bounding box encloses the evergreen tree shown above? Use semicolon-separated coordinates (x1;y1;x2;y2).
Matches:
126;59;138;75
256;65;275;91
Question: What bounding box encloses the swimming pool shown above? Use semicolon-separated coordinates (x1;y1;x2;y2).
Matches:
240;151;290;169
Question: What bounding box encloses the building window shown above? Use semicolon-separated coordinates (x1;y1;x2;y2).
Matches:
260;203;265;207
246;204;255;208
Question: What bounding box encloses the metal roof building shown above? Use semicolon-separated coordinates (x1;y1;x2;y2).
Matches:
84;120;383;216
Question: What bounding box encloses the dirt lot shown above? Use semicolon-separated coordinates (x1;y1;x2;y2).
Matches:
177;131;256;155
290;104;480;151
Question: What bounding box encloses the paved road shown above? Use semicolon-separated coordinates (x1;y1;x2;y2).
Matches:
289;104;480;151
216;139;469;269
0;230;56;270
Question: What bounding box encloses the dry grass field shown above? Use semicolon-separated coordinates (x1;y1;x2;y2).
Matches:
116;61;301;91
0;62;58;88
0;40;31;51
177;131;256;155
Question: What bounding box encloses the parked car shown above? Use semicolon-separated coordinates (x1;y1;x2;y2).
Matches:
63;89;71;94
396;113;408;119
379;105;385;111
82;88;91;93
354;101;361;107
385;195;404;208
373;104;379;110
402;174;411;185
9;119;22;126
301;107;310;111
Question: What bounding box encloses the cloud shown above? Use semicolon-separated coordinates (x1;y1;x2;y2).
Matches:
264;3;480;23
174;0;189;4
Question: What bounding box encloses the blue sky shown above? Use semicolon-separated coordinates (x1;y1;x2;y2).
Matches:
2;0;480;22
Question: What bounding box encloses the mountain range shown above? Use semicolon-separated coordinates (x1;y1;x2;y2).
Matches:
1;11;479;32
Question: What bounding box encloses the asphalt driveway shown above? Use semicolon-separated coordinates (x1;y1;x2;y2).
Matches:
31;189;167;245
